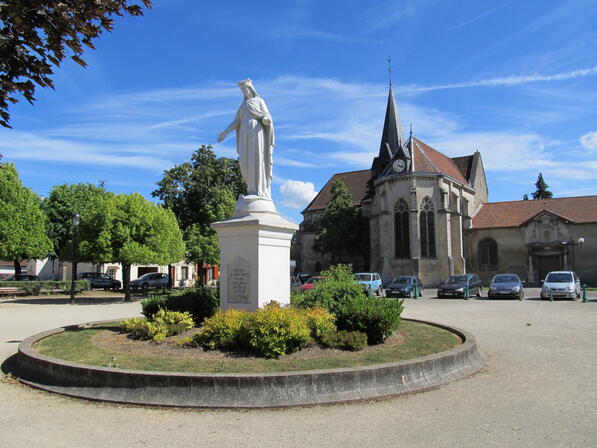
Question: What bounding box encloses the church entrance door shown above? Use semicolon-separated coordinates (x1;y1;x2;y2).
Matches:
537;255;561;281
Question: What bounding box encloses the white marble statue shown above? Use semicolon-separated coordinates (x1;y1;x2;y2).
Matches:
217;79;274;200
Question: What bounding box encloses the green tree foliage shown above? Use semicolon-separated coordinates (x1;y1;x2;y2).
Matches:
0;163;52;274
152;145;245;275
293;264;366;315
531;173;553;200
79;193;185;301
42;183;107;261
313;179;368;264
0;0;151;128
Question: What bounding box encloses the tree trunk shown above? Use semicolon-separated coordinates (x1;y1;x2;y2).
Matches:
123;263;131;302
13;259;21;278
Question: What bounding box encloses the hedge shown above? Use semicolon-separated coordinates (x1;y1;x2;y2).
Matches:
0;280;90;296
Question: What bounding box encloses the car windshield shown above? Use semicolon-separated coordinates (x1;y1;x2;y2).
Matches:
546;273;573;283
137;273;153;280
445;276;467;284
355;274;372;281
493;275;519;283
391;277;412;284
306;277;321;284
100;274;111;279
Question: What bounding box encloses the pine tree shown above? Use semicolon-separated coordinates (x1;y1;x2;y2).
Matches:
531;173;553;200
313;179;368;265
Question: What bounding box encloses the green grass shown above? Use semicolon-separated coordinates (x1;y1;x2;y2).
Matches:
35;320;461;374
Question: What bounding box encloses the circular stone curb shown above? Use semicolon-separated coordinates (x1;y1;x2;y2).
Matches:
14;319;485;408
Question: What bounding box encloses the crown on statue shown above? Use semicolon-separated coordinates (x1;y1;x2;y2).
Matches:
237;78;253;88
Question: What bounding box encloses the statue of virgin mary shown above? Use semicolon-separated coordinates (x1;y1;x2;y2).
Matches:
217;79;274;200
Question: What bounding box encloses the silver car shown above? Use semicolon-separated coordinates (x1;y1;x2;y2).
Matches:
541;271;581;300
488;274;524;300
130;273;169;291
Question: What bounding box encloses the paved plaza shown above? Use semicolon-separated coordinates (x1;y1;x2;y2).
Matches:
1;291;596;447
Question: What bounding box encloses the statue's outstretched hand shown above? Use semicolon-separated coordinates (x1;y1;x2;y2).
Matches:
217;132;226;143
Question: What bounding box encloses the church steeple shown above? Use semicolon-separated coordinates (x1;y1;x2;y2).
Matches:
378;85;404;163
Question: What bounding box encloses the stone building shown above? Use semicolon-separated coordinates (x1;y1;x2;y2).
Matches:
296;87;597;286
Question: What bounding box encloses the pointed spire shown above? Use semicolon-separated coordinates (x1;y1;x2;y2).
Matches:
376;85;405;164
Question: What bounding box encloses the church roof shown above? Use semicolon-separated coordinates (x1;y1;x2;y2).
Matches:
303;169;371;213
412;138;469;184
472;195;597;229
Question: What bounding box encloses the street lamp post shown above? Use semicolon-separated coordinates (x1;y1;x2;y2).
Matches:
562;237;584;272
70;212;80;305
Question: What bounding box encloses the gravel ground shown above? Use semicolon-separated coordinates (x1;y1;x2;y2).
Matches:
1;290;596;447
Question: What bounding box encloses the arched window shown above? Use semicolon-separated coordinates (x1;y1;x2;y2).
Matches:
419;197;436;258
478;238;498;271
394;199;410;258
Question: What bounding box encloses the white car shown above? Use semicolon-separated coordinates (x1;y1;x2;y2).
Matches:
540;271;581;300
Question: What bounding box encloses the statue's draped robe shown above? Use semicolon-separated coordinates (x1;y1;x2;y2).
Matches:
233;97;274;198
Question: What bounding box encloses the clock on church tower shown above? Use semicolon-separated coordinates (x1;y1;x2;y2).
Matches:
392;158;406;173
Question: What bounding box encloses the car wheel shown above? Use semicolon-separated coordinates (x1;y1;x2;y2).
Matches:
419;287;424;298
518;291;524;301
377;287;383;297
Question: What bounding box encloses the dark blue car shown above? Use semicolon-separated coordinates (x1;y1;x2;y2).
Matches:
385;276;423;298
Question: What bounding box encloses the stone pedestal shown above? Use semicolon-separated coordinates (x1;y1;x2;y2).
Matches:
211;196;298;311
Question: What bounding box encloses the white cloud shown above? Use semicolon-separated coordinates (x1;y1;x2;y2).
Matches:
280;179;318;209
270;26;379;44
429;132;557;172
399;66;597;94
366;0;433;32
449;4;507;30
580;131;597;150
0;131;173;171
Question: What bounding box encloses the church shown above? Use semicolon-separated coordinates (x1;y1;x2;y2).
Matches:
296;87;597;287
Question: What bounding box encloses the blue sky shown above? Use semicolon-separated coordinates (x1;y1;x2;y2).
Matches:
2;0;597;223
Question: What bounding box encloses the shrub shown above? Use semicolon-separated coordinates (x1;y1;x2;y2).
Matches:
121;309;194;343
304;306;336;341
335;296;404;345
194;309;249;350
164;285;219;324
141;294;167;318
1;280;89;296
320;330;368;351
298;265;366;315
245;302;312;358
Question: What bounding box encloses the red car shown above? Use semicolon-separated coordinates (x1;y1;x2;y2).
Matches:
299;276;324;291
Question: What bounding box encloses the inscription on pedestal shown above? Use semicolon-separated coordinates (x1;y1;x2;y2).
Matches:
228;256;251;304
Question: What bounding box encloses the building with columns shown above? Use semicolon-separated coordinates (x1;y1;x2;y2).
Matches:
296;87;597;286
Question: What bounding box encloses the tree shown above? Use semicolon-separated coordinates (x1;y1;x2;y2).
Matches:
313;179;368;265
531;173;553;200
0;162;52;274
79;193;185;301
43;183;107;262
0;0;151;128
152;145;245;280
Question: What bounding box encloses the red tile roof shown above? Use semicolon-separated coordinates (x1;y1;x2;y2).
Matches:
303;169;371;213
472;195;597;229
412;138;469;184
